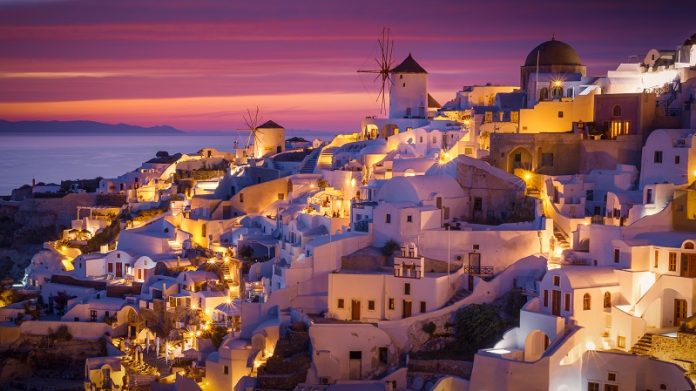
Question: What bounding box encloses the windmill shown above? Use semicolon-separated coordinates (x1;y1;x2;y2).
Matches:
242;106;263;158
357;28;395;115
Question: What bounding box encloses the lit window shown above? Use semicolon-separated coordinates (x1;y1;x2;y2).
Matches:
604;292;611;308
388;298;395;310
583;293;591;310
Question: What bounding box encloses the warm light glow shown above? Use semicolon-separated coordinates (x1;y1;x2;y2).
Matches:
553;247;563;257
523;172;532;181
488;348;511;355
553;80;562;87
208;258;216;264
350;178;356;187
585;341;596;351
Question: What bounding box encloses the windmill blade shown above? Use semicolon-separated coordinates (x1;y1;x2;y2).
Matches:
356;27;395;115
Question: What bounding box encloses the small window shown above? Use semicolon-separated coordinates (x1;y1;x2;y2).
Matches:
385;214;391;224
669;252;677;271
406;215;413;223
541;153;554;167
612;105;622;117
604;292;611;308
564;293;570;311
583;293;591;310
90;310;97;322
586;190;594;201
349;351;362;360
557;111;564;118
404;283;411;295
399;75;403;80
239;193;244;202
654;150;663;163
278;193;284;201
543;290;548;307
337;298;344;309
388;298;395;310
553;276;560;286
402;83;405;87
420;301;426;313
613;249;620;263
608;372;617;381
654;250;659;268
675;155;681;164
588;382;600;391
224;365;229;375
368;300;375;311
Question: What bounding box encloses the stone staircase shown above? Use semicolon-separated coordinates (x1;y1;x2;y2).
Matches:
553;225;571;252
299;148;321;174
444;289;471;307
631;333;654;356
221;262;233;281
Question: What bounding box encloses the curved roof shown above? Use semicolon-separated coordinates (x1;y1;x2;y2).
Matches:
524;39;583;67
391;54;427;74
256;120;284;129
550;266;617;289
376;175;463;204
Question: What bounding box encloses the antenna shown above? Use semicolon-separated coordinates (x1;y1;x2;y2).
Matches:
357;28;395;114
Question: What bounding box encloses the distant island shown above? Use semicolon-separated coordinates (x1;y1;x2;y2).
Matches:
0;119;184;135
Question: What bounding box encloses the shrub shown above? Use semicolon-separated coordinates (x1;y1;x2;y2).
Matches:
422;321;436;336
453;303;510;358
381;239;400;257
49;325;73;341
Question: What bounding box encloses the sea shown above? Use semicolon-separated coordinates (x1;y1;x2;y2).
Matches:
0;133;328;195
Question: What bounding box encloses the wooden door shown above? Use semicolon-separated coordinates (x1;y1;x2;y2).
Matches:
348;351;361;379
351;300;361;321
552;290;561;316
675;299;688;326
680;254;696;277
116;263;123;278
402;300;412;318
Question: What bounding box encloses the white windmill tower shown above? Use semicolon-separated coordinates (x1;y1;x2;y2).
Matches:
242;107;285;159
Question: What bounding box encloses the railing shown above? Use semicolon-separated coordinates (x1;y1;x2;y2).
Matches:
354;220;370;232
461;266;494;275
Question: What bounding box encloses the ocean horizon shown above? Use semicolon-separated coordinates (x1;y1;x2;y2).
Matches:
0;132;331;195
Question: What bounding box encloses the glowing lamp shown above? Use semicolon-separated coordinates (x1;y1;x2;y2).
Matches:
553;80;563;87
524;172;532;181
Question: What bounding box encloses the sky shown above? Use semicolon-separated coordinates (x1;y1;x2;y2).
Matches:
0;0;695;133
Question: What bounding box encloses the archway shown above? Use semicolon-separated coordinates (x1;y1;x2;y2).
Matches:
507;147;533;173
524;329;550;362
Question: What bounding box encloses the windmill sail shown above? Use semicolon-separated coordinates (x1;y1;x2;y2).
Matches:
357;28;394;114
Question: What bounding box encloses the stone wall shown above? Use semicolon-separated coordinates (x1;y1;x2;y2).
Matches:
408;359;473;379
650;331;696;370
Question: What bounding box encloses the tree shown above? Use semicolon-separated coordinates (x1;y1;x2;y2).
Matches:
381;239;400;257
453;303;511;358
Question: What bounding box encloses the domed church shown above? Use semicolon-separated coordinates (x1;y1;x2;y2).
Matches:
519;37;590;107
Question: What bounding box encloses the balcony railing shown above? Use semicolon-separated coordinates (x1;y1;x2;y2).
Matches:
461;266;494;275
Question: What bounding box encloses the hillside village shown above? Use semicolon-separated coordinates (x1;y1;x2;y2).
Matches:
2;33;696;391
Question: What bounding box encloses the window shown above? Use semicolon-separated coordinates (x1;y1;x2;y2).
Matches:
541;153;554;167
586;190;594;201
583;293;591;310
553;276;560;286
564;293;570;311
349;351;362;360
612;105;622;117
402;83;405;87
654;250;659;268
90;310;97;322
406;215;413;223
420;301;426;313
385;214;391;224
484;111;493;123
404;283;411;295
557;111;564;118
108;263;113;273
368;300;375;311
473;197;482;212
604;292;611;308
224;365;229;375
604;385;618;391
511;111;519;123
669;252;677;271
543;290;548;307
608;372;617;382
675;155;681;164
337;299;344;309
613;249;620;263
388;298;395;310
654;150;663;163
278;193;284;200
588;382;600;391
539;87;549;100
646;188;654;204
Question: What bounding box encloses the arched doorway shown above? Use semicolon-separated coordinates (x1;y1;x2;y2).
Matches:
507;147;533;173
524;329;550;361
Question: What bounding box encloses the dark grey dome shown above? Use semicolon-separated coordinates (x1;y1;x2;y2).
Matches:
524;39;583;67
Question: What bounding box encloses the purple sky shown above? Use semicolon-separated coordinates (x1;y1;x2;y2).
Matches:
0;0;694;132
